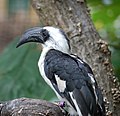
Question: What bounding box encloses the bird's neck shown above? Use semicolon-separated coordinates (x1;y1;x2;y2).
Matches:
39;46;70;65
42;45;71;55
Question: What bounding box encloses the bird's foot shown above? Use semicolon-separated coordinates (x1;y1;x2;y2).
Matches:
54;101;70;116
58;101;66;108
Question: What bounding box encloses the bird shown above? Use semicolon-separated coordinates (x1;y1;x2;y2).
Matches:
16;26;106;116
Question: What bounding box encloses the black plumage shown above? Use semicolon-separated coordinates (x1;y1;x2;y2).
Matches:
44;49;105;116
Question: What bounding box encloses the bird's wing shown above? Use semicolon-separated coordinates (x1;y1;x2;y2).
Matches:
44;49;105;116
71;54;106;116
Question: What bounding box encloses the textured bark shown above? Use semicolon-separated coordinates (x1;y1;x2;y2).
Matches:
31;0;120;116
0;98;64;116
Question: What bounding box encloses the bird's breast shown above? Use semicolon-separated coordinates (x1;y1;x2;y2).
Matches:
38;48;52;85
38;57;52;87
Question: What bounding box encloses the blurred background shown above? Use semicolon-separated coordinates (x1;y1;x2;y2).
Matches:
0;0;119;101
0;0;39;51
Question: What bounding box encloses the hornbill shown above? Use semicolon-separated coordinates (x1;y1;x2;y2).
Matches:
16;26;105;116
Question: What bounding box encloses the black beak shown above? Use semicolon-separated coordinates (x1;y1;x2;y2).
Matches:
16;27;46;48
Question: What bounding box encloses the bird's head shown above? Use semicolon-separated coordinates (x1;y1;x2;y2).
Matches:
16;26;71;53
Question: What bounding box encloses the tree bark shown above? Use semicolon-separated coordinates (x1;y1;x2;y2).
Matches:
31;0;120;116
0;98;64;116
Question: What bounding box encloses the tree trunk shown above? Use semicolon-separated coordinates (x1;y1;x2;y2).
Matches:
31;0;120;116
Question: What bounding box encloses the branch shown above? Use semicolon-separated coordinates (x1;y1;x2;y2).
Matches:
0;98;64;116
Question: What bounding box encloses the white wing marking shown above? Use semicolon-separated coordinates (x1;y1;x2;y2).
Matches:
69;92;83;116
55;75;66;92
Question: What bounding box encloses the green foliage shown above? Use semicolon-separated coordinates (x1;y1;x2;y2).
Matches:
0;38;56;101
88;0;120;80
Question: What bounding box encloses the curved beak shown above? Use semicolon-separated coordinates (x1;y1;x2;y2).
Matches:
16;27;44;48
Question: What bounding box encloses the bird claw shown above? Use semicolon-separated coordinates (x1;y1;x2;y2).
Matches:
54;101;70;116
58;101;66;108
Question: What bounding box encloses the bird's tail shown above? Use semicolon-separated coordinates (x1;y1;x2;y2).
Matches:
96;88;106;116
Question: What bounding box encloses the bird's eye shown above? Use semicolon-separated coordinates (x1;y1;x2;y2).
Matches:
42;30;47;36
41;29;49;41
